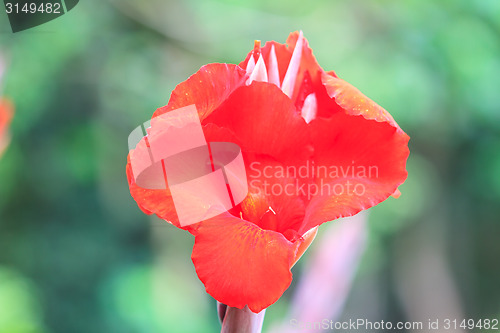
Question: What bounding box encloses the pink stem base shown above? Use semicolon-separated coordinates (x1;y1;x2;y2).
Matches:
219;303;266;333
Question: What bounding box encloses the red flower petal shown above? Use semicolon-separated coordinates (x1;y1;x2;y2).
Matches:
126;150;182;226
292;226;318;267
0;99;13;156
154;63;248;120
0;99;13;136
322;72;398;125
300;112;409;232
204;81;311;164
126;122;242;229
127;64;248;228
241;154;306;237
191;213;301;313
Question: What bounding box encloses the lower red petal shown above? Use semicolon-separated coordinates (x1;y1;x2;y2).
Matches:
191;214;300;313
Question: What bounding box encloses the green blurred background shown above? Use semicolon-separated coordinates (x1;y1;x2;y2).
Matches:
0;0;499;332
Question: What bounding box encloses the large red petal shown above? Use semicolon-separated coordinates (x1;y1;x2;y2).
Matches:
300;112;409;232
153;63;248;121
191;213;301;313
126;122;242;230
204;81;311;164
127;64;248;228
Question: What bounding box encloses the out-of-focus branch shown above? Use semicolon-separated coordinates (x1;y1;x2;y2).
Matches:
271;212;368;332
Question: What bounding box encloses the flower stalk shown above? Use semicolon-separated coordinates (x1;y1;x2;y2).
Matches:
219;303;266;333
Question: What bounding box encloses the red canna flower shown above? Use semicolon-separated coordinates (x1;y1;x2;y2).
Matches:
126;31;409;313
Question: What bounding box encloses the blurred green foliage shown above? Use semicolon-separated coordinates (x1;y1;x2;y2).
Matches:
0;0;499;332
